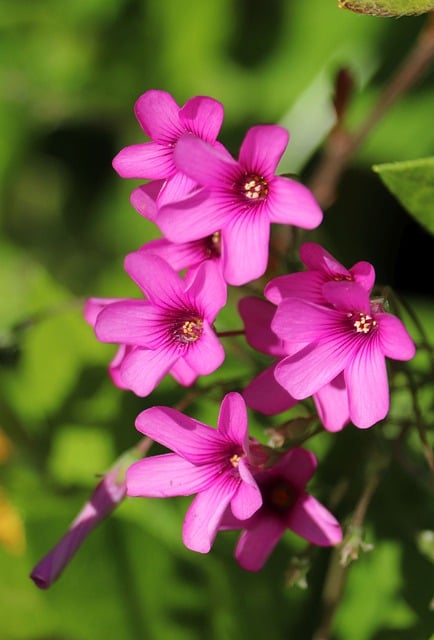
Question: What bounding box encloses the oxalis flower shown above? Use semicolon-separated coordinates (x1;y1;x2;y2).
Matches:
126;393;264;553
272;280;416;428
85;253;227;396
156;125;323;285
112;89;225;209
219;447;342;572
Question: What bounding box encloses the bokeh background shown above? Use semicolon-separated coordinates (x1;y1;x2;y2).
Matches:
1;1;433;639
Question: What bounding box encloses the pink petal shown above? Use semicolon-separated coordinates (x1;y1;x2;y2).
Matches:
267;177;323;229
272;298;341;344
84;297;124;327
123;252;185;307
231;458;263;520
273;448;317;491
238;125;289;176
134;90;183;142
275;338;356;400
109;345;133;389
222;211;270;285
156;171;198;207
350;261;376;292
313;374;350;432
184;260;227;320
300;242;349;274
265;271;327;306
182;475;239;552
158;189;231;242
94;301;166;347
182;323;226;375
234;514;286;572
216;392;248;444
112;142;174;179
138;237;209;272
243;365;298;415
179;96;224;142
134;406;225;464
378;313;416;361
130;182;163;221
239;297;289;357
119;347;179;396
173;133;238;187
286;494;342;546
345;340;389;428
126;454;217;497
170;356;198;386
322;281;371;314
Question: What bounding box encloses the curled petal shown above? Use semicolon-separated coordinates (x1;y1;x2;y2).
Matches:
286;494;342;546
179;95;224;142
113;142;174;180
238;124;289;176
266;177;323;229
134;90;183;142
234;515;285;572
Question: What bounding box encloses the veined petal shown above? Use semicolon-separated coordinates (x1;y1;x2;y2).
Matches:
124;252;186;307
94;301;167;348
243;365;298;415
286;494;342;546
158;189;232;243
267;177;323;229
112;142;174;179
238;125;289;176
345;340;389;428
322;280;371;314
157;171;198;207
300;242;348;273
216;392;248;444
179;96;224;142
350;261;376;292
234;515;286;572
173;133;238;187
313;374;350;432
119;347;178;396
135;90;183;142
231;462;262;520
239;297;289;356
134;406;226;463
182;323;225;375
84;297;124;327
170;357;198;386
275;338;356;399
272;298;341;344
378;313;416;361
222;210;270;285
130;182;163;221
126;454;217;497
265;271;327;306
273;448;317;491
183;475;238;553
184;260;227;320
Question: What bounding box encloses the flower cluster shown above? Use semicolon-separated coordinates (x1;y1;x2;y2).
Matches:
32;89;416;586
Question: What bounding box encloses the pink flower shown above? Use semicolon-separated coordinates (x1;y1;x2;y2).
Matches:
112;90;224;208
272;280;416;428
85;253;227;396
127;393;264;553
156;125;323;285
219;448;342;572
265;241;376;305
30;466;126;589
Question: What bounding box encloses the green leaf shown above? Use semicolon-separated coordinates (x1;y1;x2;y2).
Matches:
339;0;434;16
373;157;434;236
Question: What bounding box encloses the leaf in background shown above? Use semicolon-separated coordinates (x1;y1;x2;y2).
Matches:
0;488;26;555
339;0;434;15
373;157;434;236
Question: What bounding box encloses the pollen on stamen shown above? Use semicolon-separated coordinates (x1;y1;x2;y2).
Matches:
173;316;203;344
353;312;377;334
239;173;269;201
230;453;241;468
205;231;221;258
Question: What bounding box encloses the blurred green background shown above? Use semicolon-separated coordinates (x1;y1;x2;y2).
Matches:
1;1;433;639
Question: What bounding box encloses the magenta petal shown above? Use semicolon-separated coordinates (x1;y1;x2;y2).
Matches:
323;280;371;313
134;406;225;463
273;448;317;490
158;190;230;242
216;392;248;444
170;356;198;386
174;134;238;187
138;237;208;272
267;177;323;229
134;90;183;142
222;211;270;285
112;142;174;179
313;375;350;432
84;297;123;327
243;365;298;415
238;125;289;176
235;515;285;572
345;341;389;428
183;476;238;552
350;261;376;292
126;454;216;497
272;298;340;344
287;494;342;546
239;297;289;357
231;459;262;519
119;347;178;396
300;242;347;272
157;171;198;207
94;301;165;347
378;313;416;361
265;271;327;306
182;324;225;375
185;260;227;320
123;252;185;306
130;182;163;221
179;95;224;142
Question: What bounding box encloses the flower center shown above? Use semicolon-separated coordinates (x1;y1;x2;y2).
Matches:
350;312;377;334
265;480;297;513
332;274;353;282
239;173;269;201
230;453;241;468
205;231;221;258
172;316;203;344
